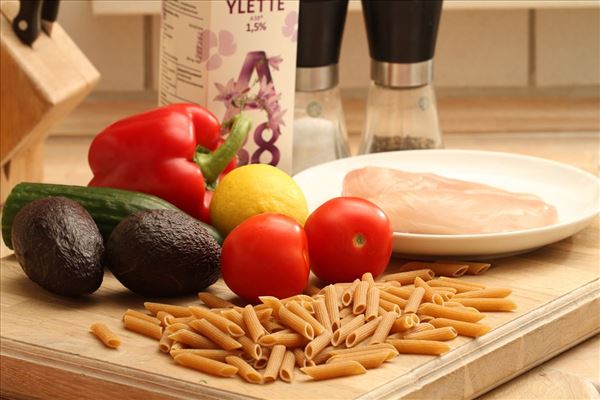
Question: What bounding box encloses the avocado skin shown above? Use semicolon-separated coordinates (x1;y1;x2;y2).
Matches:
106;210;221;297
11;197;104;296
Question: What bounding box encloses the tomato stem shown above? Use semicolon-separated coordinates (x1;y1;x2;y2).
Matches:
353;233;366;248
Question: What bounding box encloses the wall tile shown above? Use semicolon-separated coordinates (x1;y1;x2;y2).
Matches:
535;9;600;87
58;0;145;91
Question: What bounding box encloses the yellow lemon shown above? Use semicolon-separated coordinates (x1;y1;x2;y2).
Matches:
210;164;309;235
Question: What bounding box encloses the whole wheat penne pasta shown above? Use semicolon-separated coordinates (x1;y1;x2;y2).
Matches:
331;314;365;346
286;301;325;336
417;314;435;323
278;306;315;339
379;299;402;315
403;326;458;341
259;331;308;348
370;311;396;345
418;303;484;323
197;292;236;308
254;355;268;370
365;286;380;321
159;330;173;353
255;308;273;322
361;272;375;286
123;315;163;340
259;296;284;317
430;279;483;293
324;285;341;329
385;286;414;300
345;316;382;347
452;298;517;312
165;322;191;334
241;304;265;342
435;260;491;275
237;335;262;360
453;288;512;299
391;314;416;333
170;349;239;361
301;360;366;380
279;350;296;383
342;279;360;307
155;311;174;327
123;309;161;325
304;285;322;296
189;306;245;337
313;299;332;333
379;290;408;308
414;277;444;305
224;355;262;384
327;350;390;369
90;323;121;349
399;261;468;277
293;348;308;368
189;319;242;350
305;331;333;360
253;303;270;312
220;309;246;332
262;319;286;333
328;343;397;357
387;339;450;355
171;316;195;324
400;322;435;337
144;302;192;318
263;344;286;383
168;328;219;349
404;287;425;314
438;292;455;302
174;353;238;377
382;269;434;285
430;318;491;337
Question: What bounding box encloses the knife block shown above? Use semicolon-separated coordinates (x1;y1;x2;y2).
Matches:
0;1;99;203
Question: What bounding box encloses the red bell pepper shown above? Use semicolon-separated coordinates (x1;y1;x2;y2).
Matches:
88;103;251;221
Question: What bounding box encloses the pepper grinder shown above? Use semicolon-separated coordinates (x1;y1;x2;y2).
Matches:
293;0;350;174
359;0;443;154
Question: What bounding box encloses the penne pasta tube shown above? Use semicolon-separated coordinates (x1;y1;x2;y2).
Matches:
156;311;175;327
403;327;458;341
255;308;273;322
370;311;396;345
220;309;246;331
189;306;245;337
168;328;219;349
259;331;308;348
262;319;286;333
123;315;163;340
293;348;308;368
430;318;491;337
90;323;121;349
361;272;375;286
417;314;435;323
385;286;414;300
279;350;296;383
399;261;468;277
304;284;322;296
313;298;332;333
438;276;486;289
339;311;357;327
379;291;408;308
452;298;517;312
442;301;464;307
237;335;262;360
327;350;391;369
342;279;360;307
171;316;195;324
435;260;491;275
387;339;451;355
123;309;161;325
301;360;367;380
242;304;266;343
429;279;483;293
345;316;382;348
188;319;242;350
170;349;239;361
331;315;365;346
197;292;236;309
286;301;326;336
414;277;444;305
381;269;434;285
340;307;353;318
453;288;512;299
225;355;262;384
379;299;402;316
391;314;416;333
378;280;401;288
165;322;191;334
400;323;435;337
365;286;380;321
144;302;192;318
404;287;426;314
259;296;284;317
418;303;485;323
305;331;333;360
159;330;173;353
278;306;315;340
324;285;341;329
328;343;397;357
170;342;185;351
174;353;238;377
263;344;286;383
431;286;458;294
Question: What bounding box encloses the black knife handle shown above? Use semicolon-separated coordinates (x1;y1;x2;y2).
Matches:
12;0;43;46
42;0;60;23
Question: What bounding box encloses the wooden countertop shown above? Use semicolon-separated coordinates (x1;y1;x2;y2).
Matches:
1;96;598;399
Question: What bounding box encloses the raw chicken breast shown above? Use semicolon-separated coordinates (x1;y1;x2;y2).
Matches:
342;167;558;235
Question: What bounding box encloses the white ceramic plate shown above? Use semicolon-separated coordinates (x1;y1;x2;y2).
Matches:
294;150;600;259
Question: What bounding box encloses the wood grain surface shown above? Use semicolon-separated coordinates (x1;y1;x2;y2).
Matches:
1;220;598;399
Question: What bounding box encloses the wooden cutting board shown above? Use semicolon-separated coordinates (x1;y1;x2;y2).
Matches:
1;222;598;400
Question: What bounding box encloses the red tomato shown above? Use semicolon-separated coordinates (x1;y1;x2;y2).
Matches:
220;213;310;303
304;197;392;284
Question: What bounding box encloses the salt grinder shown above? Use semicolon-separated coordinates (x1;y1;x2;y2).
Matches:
359;0;443;153
293;0;350;174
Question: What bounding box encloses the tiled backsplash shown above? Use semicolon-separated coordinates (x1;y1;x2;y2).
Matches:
56;1;600;93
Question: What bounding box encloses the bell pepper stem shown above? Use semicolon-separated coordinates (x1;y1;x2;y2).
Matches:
194;114;252;184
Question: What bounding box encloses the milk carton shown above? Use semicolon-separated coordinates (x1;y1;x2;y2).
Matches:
159;0;299;173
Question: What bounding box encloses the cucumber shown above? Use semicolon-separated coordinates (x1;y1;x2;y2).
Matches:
1;183;223;248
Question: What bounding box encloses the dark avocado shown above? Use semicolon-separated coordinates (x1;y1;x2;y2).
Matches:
11;197;104;296
106;210;221;297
